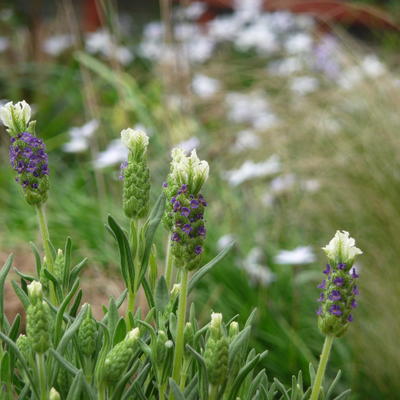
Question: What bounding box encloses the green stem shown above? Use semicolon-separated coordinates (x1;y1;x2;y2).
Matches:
165;236;174;289
310;335;335;400
98;383;107;400
35;353;47;400
170;268;189;397
126;289;136;330
209;384;219;400
36;204;56;304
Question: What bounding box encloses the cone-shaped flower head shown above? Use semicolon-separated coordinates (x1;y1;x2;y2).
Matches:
204;312;228;385
49;388;61;400
78;305;97;357
0;100;32;135
26;281;51;353
120;128;150;219
163;148;209;270
1;101;49;205
317;231;362;337
322;230;362;267
103;328;140;383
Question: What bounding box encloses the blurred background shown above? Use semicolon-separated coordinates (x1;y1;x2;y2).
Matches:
1;0;400;398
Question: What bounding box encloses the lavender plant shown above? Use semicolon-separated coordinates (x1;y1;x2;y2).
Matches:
0;101;357;399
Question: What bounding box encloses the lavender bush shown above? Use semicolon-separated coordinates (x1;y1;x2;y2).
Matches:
0;101;359;399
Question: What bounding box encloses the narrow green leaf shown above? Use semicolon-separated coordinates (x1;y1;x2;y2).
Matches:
66;370;83;400
69;258;88;288
29;242;42;276
69;289;83;318
155;276;169;313
0;255;13;331
8;314;21;342
11;280;30;309
169;378;186;400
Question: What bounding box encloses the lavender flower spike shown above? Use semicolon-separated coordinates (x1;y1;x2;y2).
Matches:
317;231;363;337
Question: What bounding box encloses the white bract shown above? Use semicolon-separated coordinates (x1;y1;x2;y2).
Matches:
121;128;149;152
27;281;43;299
127;328;140;341
322;230;363;264
0;100;32;134
210;313;223;329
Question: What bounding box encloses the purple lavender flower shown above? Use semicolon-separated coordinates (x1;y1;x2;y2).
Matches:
329;304;342;316
329;290;342;301
337;263;346;270
171;232;180;242
190;199;199;208
317;280;326;289
173;201;181;212
317;293;324;302
350;268;359;279
333;277;344;287
316;307;322;316
181;207;190;217
323;264;331;275
119;161;128;180
347;314;353;322
182;224;192;234
194;245;203;255
198;226;206;236
352;285;359;295
351;299;357;309
162;181;168;188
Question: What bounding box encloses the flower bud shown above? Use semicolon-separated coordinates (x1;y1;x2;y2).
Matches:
204;314;228;386
49;388;61;400
0;100;32;135
102;328;140;383
121;128;150;219
54;249;65;282
184;322;194;351
78;305;97;357
154;330;168;364
322;230;362;267
317;232;362;337
27;299;51;353
27;281;43;303
228;321;239;340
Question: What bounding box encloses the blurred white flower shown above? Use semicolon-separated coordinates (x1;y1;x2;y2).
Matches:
290;76;319;95
232;130;261;153
43;34;74;56
192;74;220;99
185;35;215;63
178;2;206;20
274;246;316;265
267;56;304;77
177;136;200;153
270;173;296;194
63;120;99;153
0;37;9;52
225;91;277;130
93;139;128;169
223;155;281;186
217;234;235;251
302;179;320;192
284;33;312;54
243;247;275;286
234;22;278;55
361;55;386;77
85;29;133;65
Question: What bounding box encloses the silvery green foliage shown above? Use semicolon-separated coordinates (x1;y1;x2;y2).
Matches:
0;116;352;399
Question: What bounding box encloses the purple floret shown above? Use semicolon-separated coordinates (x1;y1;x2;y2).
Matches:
182;224;192;234
317;279;326;289
333;277;344;287
181;207;190;217
329;304;342;316
329;290;341;301
194;245;203;255
323;264;331;275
